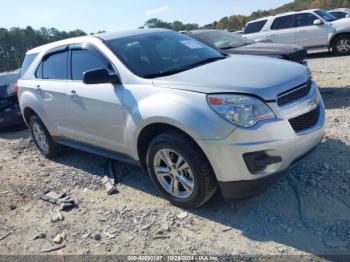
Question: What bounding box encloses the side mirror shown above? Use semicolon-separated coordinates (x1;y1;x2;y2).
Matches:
83;68;120;85
346;14;350;18
313;19;323;25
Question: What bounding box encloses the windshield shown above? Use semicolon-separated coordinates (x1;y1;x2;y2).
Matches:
315;10;337;22
106;31;225;78
194;30;254;49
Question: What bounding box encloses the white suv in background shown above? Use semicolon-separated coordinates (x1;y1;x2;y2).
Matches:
243;9;350;55
329;8;350;20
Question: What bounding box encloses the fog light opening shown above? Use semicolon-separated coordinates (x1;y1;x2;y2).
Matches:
243;151;282;175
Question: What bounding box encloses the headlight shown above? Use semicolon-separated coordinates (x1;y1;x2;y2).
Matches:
207;94;275;127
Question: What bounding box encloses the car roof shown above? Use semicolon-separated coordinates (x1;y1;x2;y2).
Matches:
247;9;322;24
26;28;171;55
96;28;171;41
330;8;350;12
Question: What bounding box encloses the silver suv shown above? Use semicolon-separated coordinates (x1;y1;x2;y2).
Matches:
18;29;325;208
243;9;350;55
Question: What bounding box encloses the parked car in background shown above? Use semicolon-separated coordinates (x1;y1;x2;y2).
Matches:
183;29;307;64
0;71;23;129
329;8;350;20
233;30;243;34
18;29;324;208
243;9;350;55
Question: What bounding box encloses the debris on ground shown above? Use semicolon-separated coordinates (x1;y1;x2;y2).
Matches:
9;204;17;210
100;159;119;195
53;232;65;244
33;232;46;240
177;211;188;219
93;233;102;241
222;226;233;232
42;244;66;253
40;191;77;211
50;210;64;223
0;232;13;241
101;176;118;195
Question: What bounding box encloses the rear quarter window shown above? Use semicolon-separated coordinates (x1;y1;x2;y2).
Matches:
20;53;37;78
244;20;267;34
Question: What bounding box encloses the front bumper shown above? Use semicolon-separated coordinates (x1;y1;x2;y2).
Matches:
0;104;24;128
196;83;325;199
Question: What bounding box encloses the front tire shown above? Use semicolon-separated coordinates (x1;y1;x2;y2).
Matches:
146;131;217;208
29;115;60;158
332;35;350;56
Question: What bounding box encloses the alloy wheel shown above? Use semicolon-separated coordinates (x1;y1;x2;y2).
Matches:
32;123;49;154
336;39;350;53
153;148;194;199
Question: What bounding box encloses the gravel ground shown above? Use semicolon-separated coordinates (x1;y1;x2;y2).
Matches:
0;53;349;258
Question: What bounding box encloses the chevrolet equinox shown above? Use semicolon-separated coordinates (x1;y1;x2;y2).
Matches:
18;29;325;208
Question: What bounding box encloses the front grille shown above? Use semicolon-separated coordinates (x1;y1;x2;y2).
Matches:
289;105;320;133
277;80;312;107
289;49;307;64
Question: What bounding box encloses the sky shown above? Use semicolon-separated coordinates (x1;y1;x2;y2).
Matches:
1;0;292;33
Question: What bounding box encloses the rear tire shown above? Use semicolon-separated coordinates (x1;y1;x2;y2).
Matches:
332;35;350;56
146;131;217;208
29;115;60;158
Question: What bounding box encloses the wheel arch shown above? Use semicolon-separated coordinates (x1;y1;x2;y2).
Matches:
136;122;210;171
330;32;350;48
22;107;39;125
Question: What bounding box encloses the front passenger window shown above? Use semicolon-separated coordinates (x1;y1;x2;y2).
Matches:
295;13;318;27
71;49;111;81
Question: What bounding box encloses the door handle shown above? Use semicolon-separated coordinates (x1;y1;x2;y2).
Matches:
297;29;305;33
68;90;78;97
268;34;276;37
35;85;42;92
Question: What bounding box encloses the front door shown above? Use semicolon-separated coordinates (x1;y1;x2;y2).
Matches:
65;46;125;153
294;13;330;48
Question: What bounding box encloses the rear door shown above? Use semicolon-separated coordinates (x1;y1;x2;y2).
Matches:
33;48;70;134
294;13;330;47
65;44;125;152
269;15;296;44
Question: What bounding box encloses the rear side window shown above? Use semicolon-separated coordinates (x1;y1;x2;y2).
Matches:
71;49;112;81
271;15;295;30
295;13;318;27
244;20;267;34
20;54;37;78
37;51;68;80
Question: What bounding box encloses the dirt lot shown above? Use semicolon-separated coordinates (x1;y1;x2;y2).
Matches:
0;53;349;258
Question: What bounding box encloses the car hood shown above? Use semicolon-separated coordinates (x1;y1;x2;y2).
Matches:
226;43;303;57
331;17;350;30
152;55;309;101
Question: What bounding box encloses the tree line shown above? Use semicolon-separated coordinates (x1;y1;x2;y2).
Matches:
0;26;89;72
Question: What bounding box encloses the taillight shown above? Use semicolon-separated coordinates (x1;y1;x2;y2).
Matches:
15;82;19;96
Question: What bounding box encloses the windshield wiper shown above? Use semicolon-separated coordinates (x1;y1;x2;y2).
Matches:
220;46;236;50
143;57;225;78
